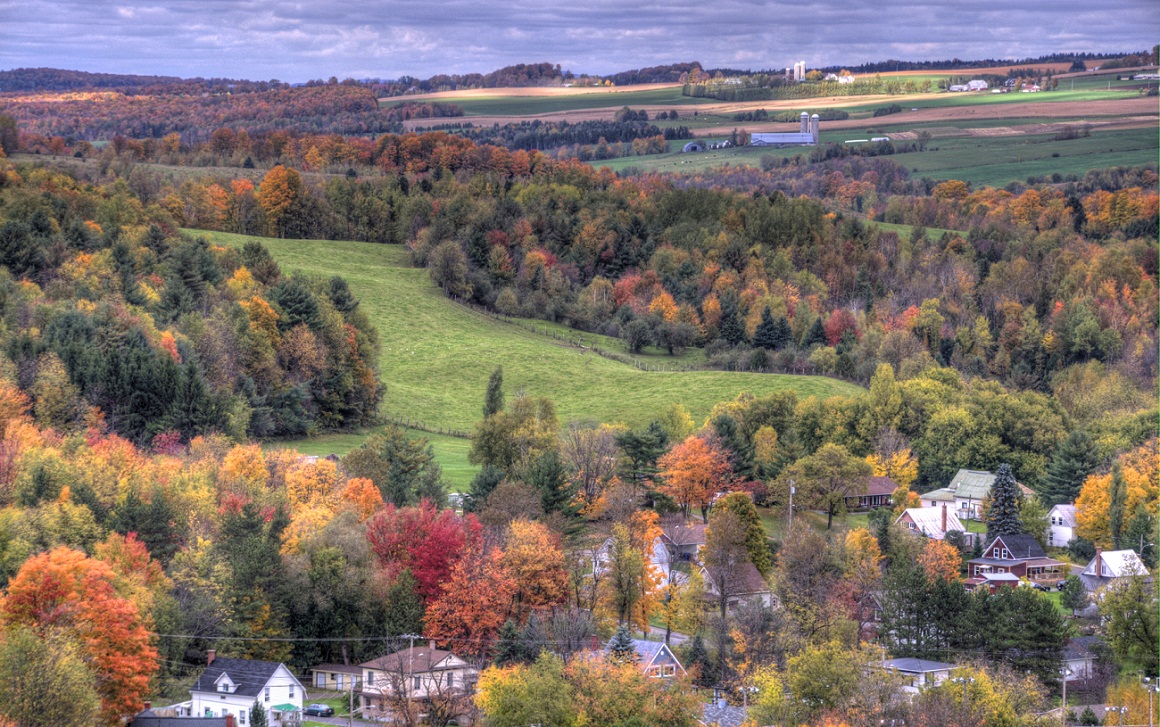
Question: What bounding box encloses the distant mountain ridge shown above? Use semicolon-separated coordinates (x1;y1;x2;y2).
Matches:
2;51;1144;94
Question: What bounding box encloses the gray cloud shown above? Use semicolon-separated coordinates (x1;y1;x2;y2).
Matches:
1;0;1157;81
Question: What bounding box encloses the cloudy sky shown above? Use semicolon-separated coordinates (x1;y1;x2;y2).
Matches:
2;0;1158;82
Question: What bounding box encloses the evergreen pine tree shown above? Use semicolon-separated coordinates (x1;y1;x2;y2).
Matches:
1042;430;1101;505
686;634;713;686
250;701;268;727
465;464;504;513
1122;503;1156;567
1058;575;1089;614
718;295;747;346
524;451;581;531
383;570;425;636
494;620;527;666
753;307;778;350
608;624;637;665
326;275;359;313
802;317;827;348
483;366;504;418
1108;463;1127;549
773;316;792;349
985;464;1023;541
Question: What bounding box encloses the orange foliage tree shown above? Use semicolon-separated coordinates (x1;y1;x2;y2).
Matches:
655;435;733;522
917;539;962;583
0;547;158;724
501;519;568;622
424;544;515;659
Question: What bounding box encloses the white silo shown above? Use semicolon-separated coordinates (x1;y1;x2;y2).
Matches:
800;112;809;133
810;114;820;142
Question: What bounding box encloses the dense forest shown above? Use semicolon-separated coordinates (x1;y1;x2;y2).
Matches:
0;80;1157;727
0;163;381;444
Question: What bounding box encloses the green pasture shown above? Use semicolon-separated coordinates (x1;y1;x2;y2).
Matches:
599;125;1157;188
195;231;862;468
898;127;1158;187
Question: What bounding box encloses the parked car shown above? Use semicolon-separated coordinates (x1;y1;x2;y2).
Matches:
304;703;336;717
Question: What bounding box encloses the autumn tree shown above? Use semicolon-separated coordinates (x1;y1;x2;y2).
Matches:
782;443;872;529
424;544;515;659
343;426;447;508
256;165;305;238
917;539;961;583
843;528;884;639
656;435;733;522
366;500;479;604
502;519;568;622
475;652;575;727
702;510;754;677
0;626;101;727
0;547;158;724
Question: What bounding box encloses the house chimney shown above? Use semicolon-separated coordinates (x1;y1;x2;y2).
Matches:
207;649;216;666
143;702;151;711
941;504;947;534
429;640;436;651
1094;547;1102;577
225;715;234;727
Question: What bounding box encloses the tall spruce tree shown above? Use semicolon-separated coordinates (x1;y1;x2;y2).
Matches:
483;366;504;418
773;316;792;349
801;316;827;348
608;624;637;664
753;307;779;350
719;295;747;346
985;464;1023;541
1042;430;1101;505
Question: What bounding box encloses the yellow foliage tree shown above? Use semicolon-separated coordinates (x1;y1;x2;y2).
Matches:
339;477;383;521
285;459;343;510
917;539;961;583
866;448;918;489
1076;440;1158;546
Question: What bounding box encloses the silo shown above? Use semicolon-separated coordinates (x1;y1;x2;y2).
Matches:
810;114;820;143
800;112;809;134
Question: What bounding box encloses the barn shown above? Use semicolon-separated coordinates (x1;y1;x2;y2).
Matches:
749;112;820;147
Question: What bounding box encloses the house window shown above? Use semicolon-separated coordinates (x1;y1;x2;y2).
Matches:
366;672;374;686
336;675;343;690
908;522;915;530
289;686;295;699
240;710;247;725
219;684;228;692
1001;549;1010;559
413;676;421;690
264;687;270;702
993;548;1000;557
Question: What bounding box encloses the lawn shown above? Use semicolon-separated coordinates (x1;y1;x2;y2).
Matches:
195;231;862;464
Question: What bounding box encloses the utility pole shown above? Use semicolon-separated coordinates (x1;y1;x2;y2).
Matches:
1060;668;1066;727
788;479;794;528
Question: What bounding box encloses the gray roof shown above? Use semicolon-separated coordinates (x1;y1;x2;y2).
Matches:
604;638;684;673
986;534;1047;560
131;711;230;727
882;657;956;673
866;476;897;496
701;702;749;727
192;657;284;698
924;469;996;501
1063;636;1104;662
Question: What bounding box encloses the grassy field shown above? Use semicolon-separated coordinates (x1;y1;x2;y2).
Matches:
266;428;477;491
598;125;1157;187
406;86;715;116
194;231;862;468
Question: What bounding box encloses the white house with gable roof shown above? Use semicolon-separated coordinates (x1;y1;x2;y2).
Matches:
178;651;303;725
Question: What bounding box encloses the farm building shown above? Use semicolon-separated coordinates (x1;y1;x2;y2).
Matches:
682;141;705;152
749;112;820;147
967;79;989;91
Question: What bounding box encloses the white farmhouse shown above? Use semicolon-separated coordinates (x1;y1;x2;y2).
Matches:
895;505;968;542
179;652;304;725
1047;504;1077;548
359;642;478;717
